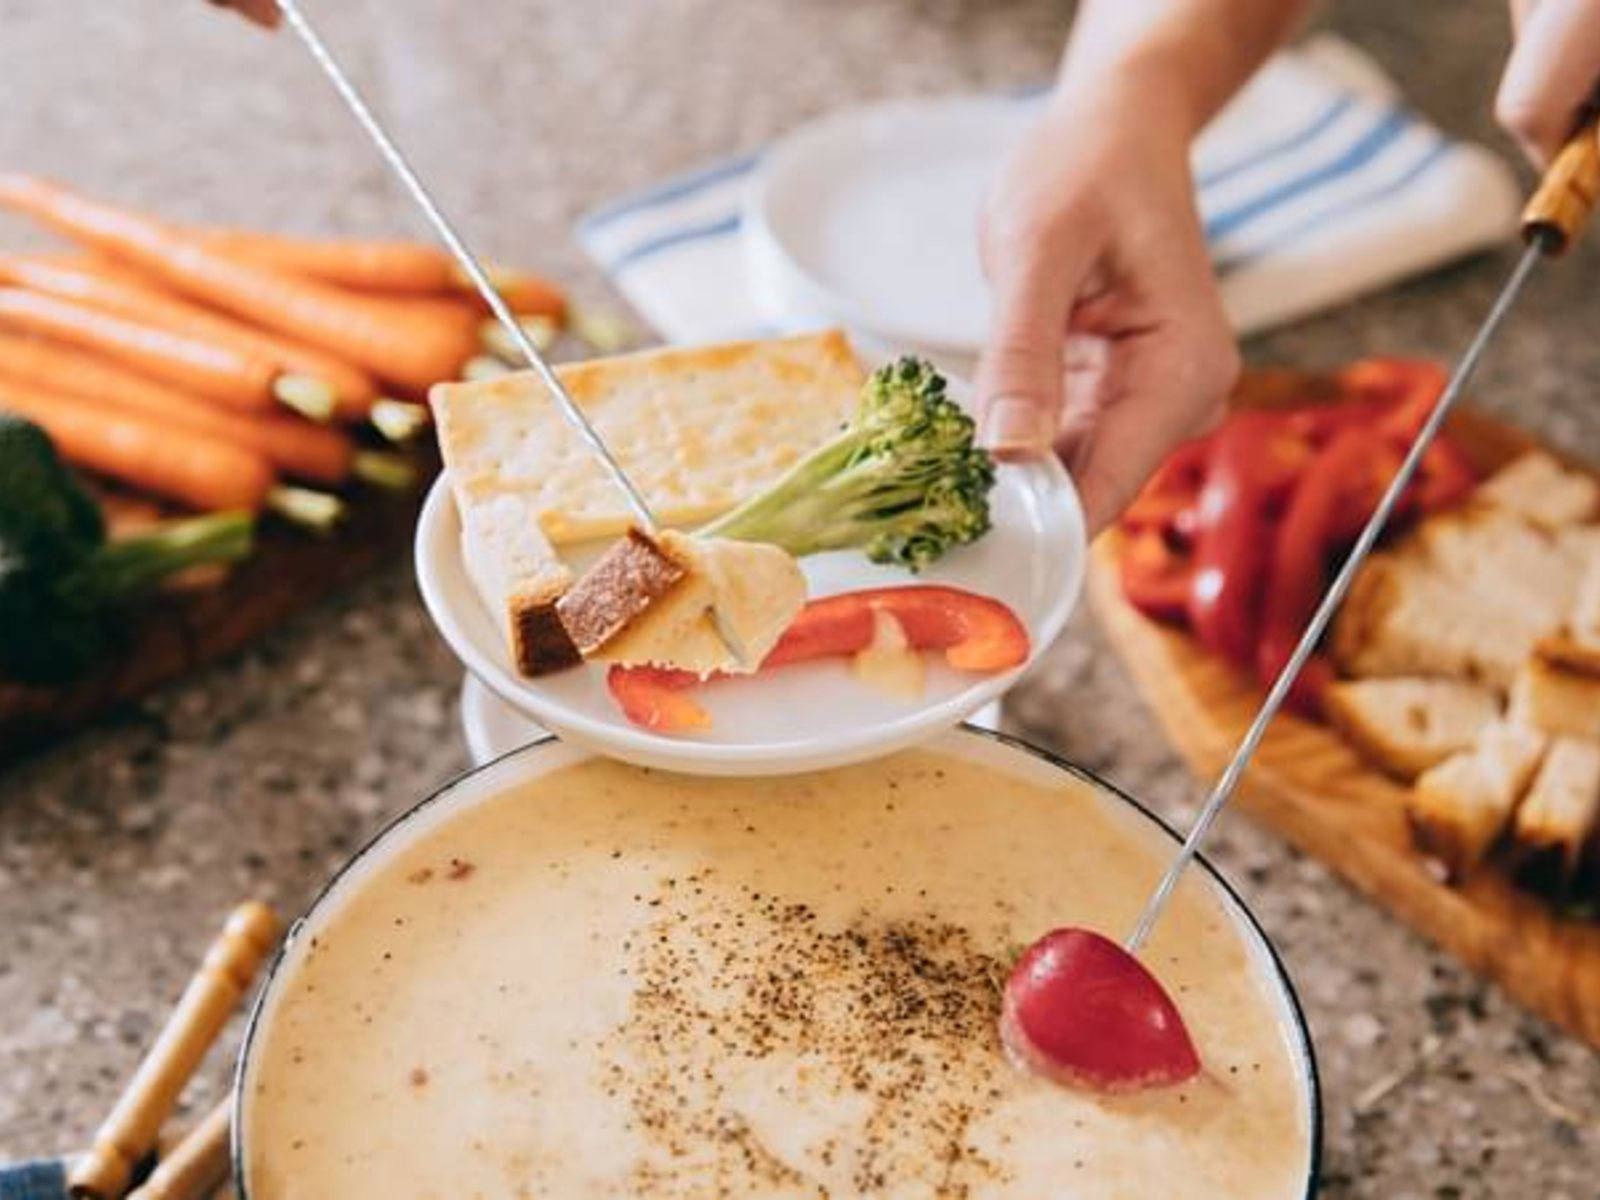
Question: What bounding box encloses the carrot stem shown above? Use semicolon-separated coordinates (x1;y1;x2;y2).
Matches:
351;450;417;491
266;486;345;533
369;398;431;444
271;373;337;422
480;315;557;363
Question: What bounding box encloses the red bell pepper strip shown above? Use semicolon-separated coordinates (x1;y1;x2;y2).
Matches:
606;585;1032;733
1119;432;1214;536
1336;357;1448;411
1254;419;1475;714
1411;436;1478;514
1119;527;1195;625
1256;425;1398;713
764;585;1029;673
1186;411;1316;667
606;666;711;733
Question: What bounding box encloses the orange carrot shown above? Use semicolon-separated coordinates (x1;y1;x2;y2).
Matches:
0;253;377;421
472;269;567;321
0;330;354;485
0;288;290;413
199;228;456;293
0;175;479;393
198;227;568;320
0;377;276;511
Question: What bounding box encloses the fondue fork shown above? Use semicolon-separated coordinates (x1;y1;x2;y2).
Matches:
1126;113;1600;953
273;0;754;665
67;902;280;1200
272;0;655;532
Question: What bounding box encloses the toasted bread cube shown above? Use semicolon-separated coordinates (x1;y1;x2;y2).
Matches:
1325;677;1500;781
1409;721;1546;879
1477;451;1599;529
1512;737;1600;887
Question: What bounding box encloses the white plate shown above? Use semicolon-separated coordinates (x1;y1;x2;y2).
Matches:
744;96;1037;356
458;672;1005;769
418;444;1083;776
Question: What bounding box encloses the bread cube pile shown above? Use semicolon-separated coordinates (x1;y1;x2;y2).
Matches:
1327;452;1600;897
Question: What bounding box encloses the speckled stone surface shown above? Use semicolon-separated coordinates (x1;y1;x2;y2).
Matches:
1;1;1596;1196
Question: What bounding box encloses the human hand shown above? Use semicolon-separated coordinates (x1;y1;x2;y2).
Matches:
209;0;280;28
974;82;1237;536
1495;0;1600;164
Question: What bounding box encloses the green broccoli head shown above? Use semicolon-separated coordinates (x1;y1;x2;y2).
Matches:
701;356;996;570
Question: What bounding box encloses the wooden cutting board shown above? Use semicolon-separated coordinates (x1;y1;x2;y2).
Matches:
1086;368;1600;1050
0;462;436;763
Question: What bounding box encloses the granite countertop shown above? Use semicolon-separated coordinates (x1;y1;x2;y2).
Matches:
1;1;1596;1196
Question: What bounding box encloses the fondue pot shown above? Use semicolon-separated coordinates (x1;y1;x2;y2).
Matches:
232;726;1321;1196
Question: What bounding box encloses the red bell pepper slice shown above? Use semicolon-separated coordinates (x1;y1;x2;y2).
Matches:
764;585;1029;673
605;585;1031;733
1336;357;1448;411
1256;425;1394;713
1119;527;1195;625
606;666;712;733
1186;411;1315;667
1119;432;1215;536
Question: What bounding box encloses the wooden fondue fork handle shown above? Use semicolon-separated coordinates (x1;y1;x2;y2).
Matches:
68;902;280;1200
124;1101;230;1200
1522;112;1600;254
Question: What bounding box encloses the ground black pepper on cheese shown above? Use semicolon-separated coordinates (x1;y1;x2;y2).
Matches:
606;870;1012;1194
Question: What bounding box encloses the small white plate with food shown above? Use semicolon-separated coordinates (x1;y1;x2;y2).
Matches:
415;329;1083;775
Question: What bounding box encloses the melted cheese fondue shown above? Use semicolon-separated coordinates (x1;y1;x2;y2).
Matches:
240;743;1312;1198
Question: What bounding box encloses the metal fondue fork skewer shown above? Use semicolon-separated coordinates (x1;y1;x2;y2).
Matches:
274;0;765;662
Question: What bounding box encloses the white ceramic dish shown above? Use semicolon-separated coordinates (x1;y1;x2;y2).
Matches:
417;452;1084;777
457;672;1005;768
743;95;1037;357
233;727;1321;1196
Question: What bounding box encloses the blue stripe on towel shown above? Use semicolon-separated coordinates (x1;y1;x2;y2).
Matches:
607;212;743;271
1197;94;1356;189
578;153;761;235
1214;136;1452;275
1204;105;1411;242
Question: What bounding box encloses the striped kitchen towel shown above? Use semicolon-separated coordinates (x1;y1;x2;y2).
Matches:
0;1159;66;1200
576;34;1519;348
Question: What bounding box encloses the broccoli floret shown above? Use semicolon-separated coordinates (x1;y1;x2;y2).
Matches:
699;357;995;571
0;413;254;683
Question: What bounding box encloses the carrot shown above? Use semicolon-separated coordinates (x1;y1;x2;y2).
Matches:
198;227;568;319
199;228;456;293
0;288;293;414
0;252;375;422
474;269;566;321
0;330;355;485
0;175;479;393
0;376;276;512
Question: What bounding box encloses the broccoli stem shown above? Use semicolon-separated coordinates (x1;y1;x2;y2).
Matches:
699;431;873;555
85;510;255;596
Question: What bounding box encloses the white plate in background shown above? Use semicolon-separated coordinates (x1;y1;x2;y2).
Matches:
743;95;1037;358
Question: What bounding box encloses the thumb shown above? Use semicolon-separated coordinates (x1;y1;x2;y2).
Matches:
975;239;1087;460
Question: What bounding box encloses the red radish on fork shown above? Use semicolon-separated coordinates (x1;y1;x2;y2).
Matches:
1000;929;1200;1093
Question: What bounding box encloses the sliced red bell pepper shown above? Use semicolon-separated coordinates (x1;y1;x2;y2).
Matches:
1411;436;1478;514
1336;357;1448;411
1119;527;1195;625
1186;411;1316;667
1119;432;1215;536
765;585;1030;672
1256;425;1392;714
605;585;1031;733
606;665;712;733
